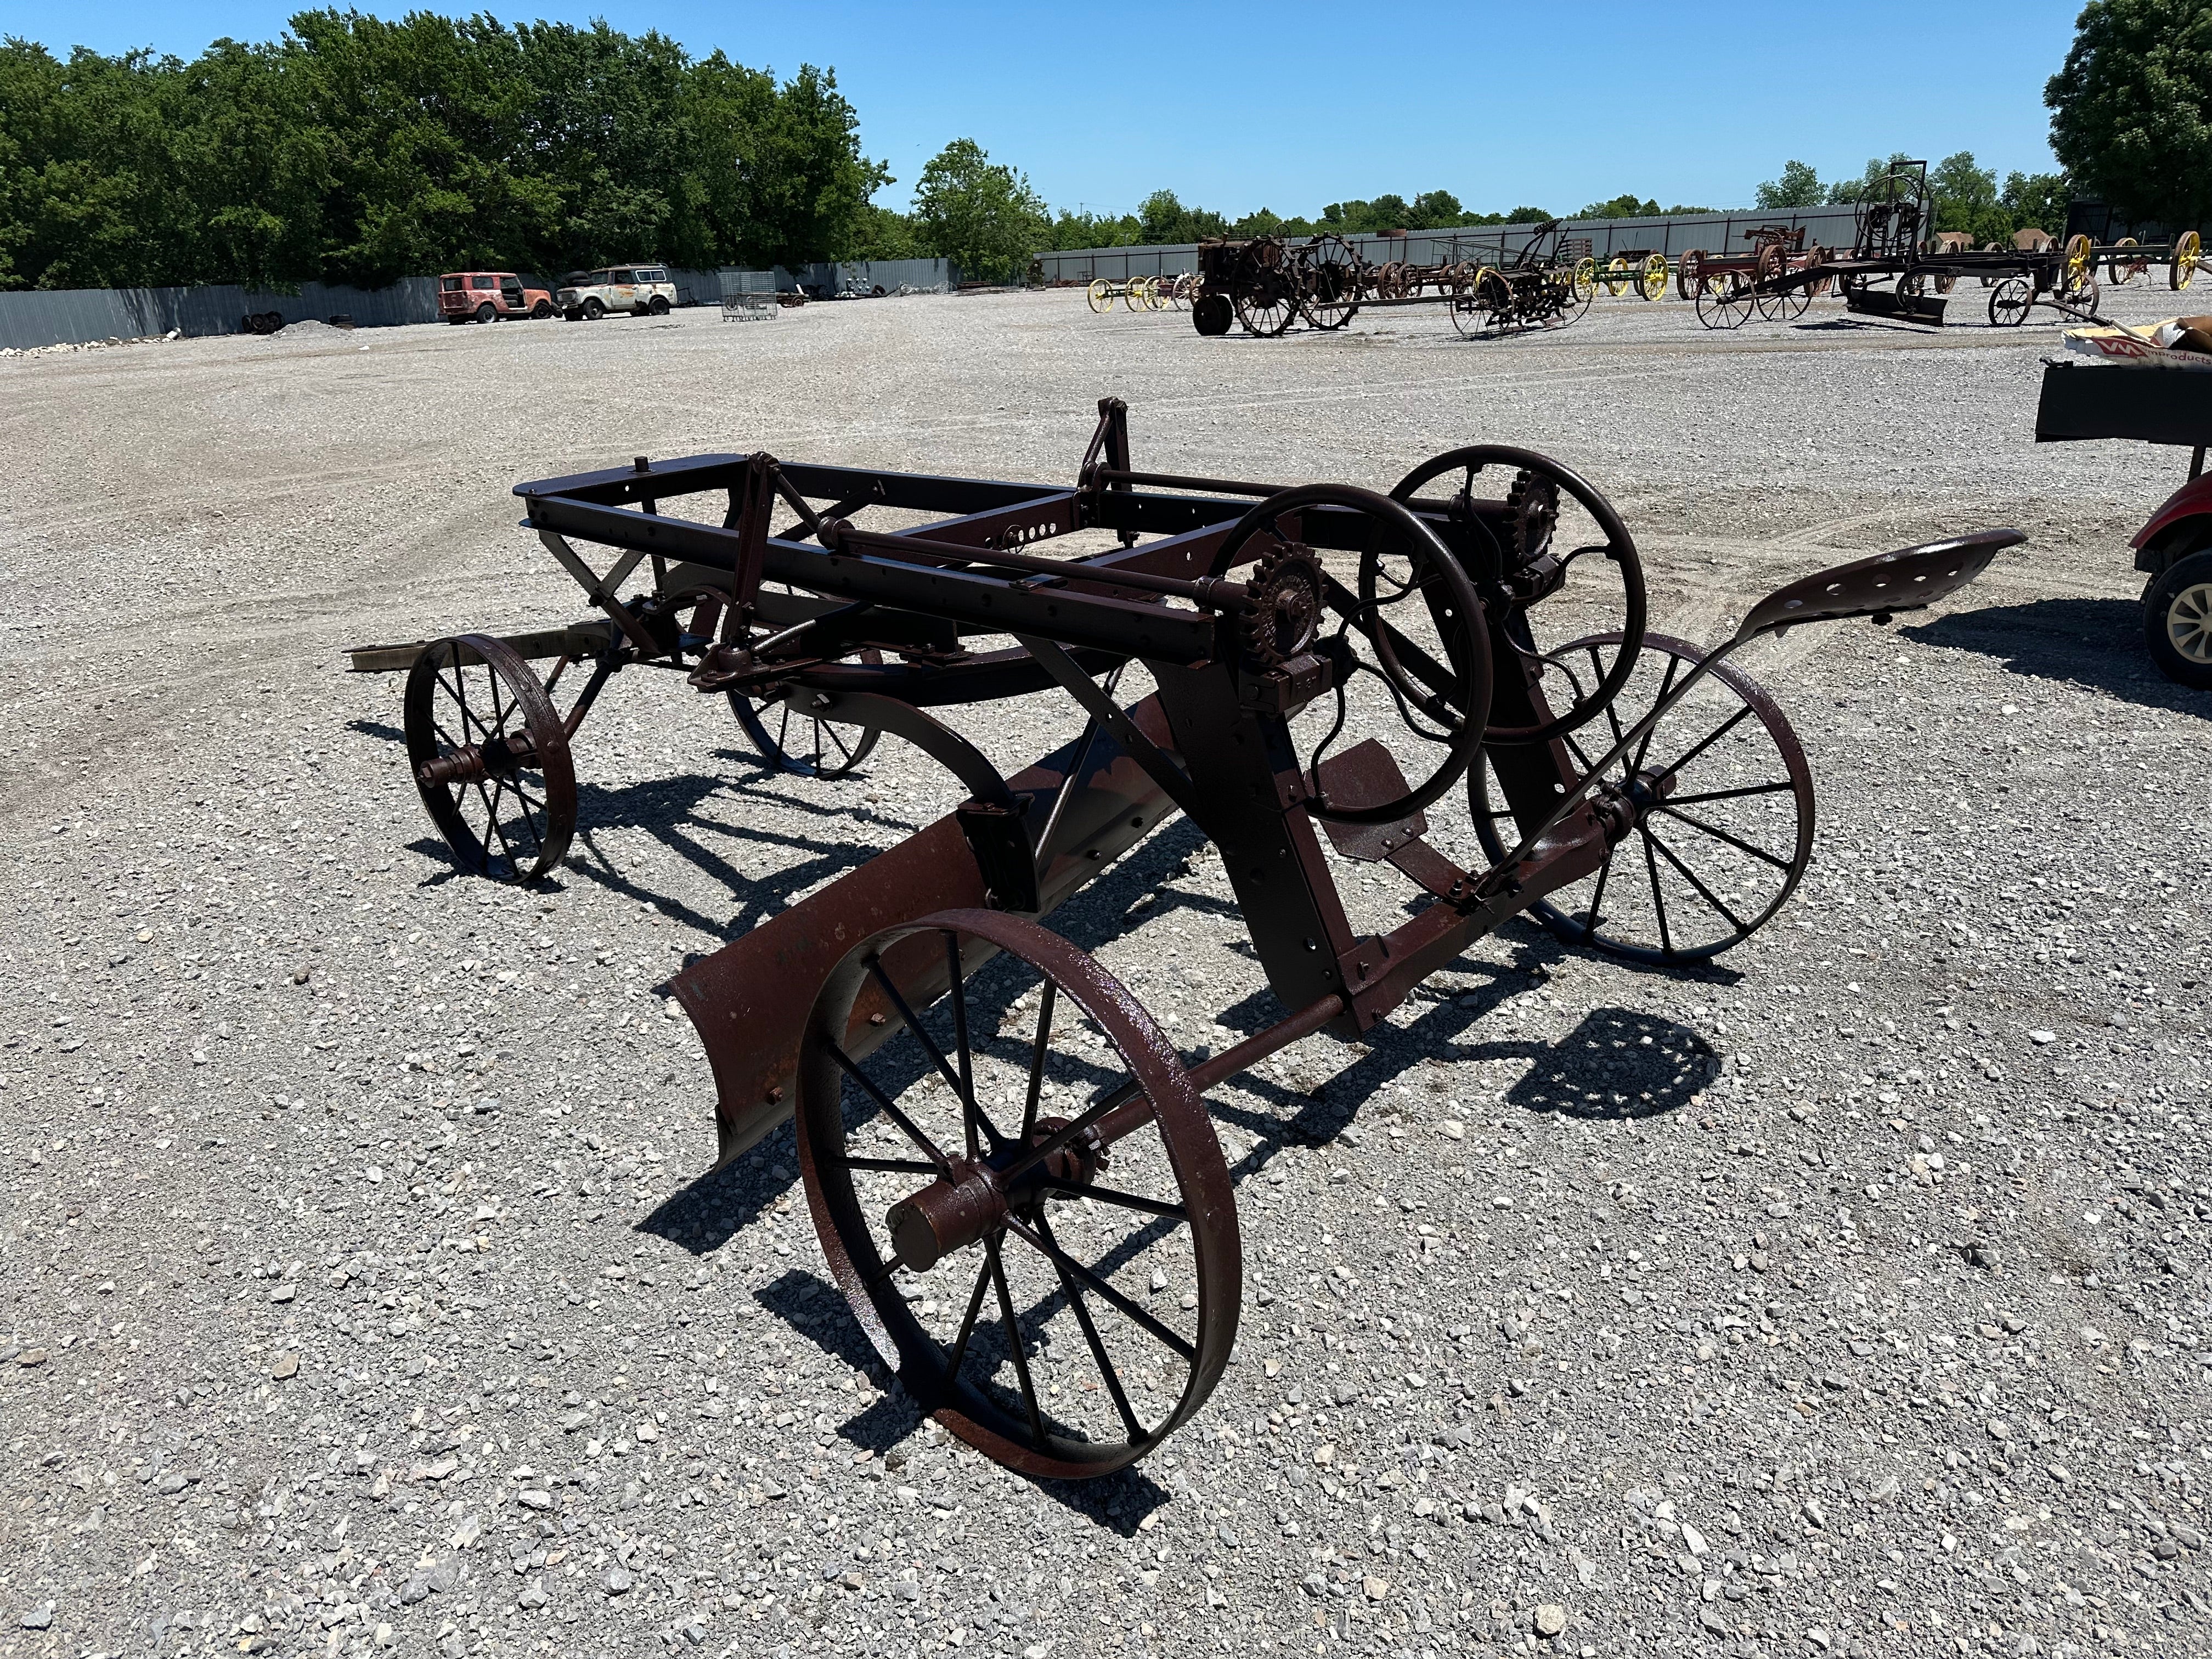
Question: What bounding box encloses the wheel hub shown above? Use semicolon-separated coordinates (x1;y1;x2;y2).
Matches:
883;1115;1105;1272
416;730;535;788
1590;765;1677;840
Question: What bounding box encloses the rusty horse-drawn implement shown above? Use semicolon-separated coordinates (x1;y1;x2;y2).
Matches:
356;400;2016;1478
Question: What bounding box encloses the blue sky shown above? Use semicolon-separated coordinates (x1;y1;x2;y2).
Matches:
3;1;2084;216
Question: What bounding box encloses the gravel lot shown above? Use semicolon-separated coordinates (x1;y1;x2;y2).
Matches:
2;284;2209;1659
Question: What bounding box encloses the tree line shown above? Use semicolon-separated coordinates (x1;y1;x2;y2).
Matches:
3;0;2202;294
0;13;893;291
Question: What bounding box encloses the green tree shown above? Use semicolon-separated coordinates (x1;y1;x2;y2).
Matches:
1755;160;1825;209
1930;150;2011;244
1580;193;1662;218
912;138;1047;281
1135;189;1226;245
1503;205;1553;224
2002;170;2072;236
2047;0;2212;229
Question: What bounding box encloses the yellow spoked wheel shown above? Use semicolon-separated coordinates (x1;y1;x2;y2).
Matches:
1637;252;1669;301
2108;236;2145;286
2063;233;2094;293
2174;230;2202;292
1124;278;1149;312
1087;279;1114;314
1571;257;1598;303
1147;276;1170;312
1603;257;1630;298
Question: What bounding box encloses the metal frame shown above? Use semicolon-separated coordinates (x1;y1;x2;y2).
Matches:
354;398;2020;1479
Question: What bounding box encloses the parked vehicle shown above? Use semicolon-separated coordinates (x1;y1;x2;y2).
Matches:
438;272;554;323
556;266;677;321
2036;356;2212;687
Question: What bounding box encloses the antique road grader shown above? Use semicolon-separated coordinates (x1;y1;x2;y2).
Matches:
354;401;2017;1479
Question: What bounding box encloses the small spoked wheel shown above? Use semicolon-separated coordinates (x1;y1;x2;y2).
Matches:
733;685;883;778
797;909;1238;1478
1086;280;1114;314
1472;633;1814;963
1988;277;2034;328
1696;272;1751;329
403;634;577;882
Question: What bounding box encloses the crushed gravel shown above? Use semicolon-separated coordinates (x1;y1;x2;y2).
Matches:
1;284;2208;1659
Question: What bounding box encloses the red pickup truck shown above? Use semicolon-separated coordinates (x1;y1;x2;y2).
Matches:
438;272;555;324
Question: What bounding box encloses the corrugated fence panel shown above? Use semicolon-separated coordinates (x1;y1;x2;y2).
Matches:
1;276;446;349
1030;208;1877;284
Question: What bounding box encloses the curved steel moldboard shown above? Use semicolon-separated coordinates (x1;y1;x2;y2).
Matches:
667;698;1182;1165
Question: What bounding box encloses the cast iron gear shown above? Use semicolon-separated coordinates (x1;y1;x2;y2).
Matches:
1240;544;1325;669
1504;470;1560;563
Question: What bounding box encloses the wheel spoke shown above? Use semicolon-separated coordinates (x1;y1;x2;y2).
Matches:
944;1254;993;1381
1039;1181;1188;1224
1654;803;1793;870
1645;824;1751;935
1019;981;1056;1141
1630;654;1680;774
1664;780;1795;807
997;1093;1125;1187
823;1040;952;1175
1639;826;1675;956
943;931;1006;1154
866;958;978;1125
1035;1211;1146;1441
986;1234;1045;1442
1000;1212;1197;1363
1649;705;1753;787
1583;836;1620;932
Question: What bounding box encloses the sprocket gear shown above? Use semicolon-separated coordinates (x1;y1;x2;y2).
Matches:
1240;544;1326;669
1504;470;1560;563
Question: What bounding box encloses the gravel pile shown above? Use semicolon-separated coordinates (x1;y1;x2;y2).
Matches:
1;285;2207;1658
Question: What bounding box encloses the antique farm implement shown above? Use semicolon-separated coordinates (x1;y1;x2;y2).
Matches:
1695;162;2154;330
353;401;2017;1478
1193;224;1597;338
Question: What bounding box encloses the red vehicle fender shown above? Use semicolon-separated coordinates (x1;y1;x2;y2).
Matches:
2132;470;2212;557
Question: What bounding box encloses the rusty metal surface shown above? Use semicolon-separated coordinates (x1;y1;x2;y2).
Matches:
794;907;1239;1478
668;698;1183;1164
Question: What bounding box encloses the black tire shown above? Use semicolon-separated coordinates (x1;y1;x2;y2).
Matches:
649;295;670;315
2144;547;2212;689
1191;293;1233;336
475;302;497;324
531;300;553;319
583;298;605;321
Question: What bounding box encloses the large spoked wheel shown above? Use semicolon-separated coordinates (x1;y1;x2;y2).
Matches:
1989;276;2034;327
1087;280;1114;314
1233;263;1299;337
2108;238;2146;286
796;909;1238;1479
1210;484;1492;825
404;634;577;883
1638;253;1669;301
1472;633;1814;963
1390;445;1645;746
1676;250;1706;301
1448;269;1502;337
2172;230;2202;292
1296;235;1363;331
1696;271;1752;329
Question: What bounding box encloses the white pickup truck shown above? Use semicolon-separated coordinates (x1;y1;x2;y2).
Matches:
556;266;678;321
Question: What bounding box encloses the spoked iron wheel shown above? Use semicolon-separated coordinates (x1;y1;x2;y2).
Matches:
1234;265;1299;337
1695;272;1751;329
1988;276;2034;328
1471;633;1814;964
732;687;883;778
1296;235;1362;331
796;909;1238;1478
403;634;577;883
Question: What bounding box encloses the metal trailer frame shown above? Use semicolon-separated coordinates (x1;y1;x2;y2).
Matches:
353;399;2018;1479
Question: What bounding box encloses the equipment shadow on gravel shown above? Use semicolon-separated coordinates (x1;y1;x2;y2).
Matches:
752;1268;1170;1533
1904;596;2196;710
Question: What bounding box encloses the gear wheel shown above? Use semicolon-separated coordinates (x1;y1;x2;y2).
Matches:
1504;470;1560;563
1240;544;1325;669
